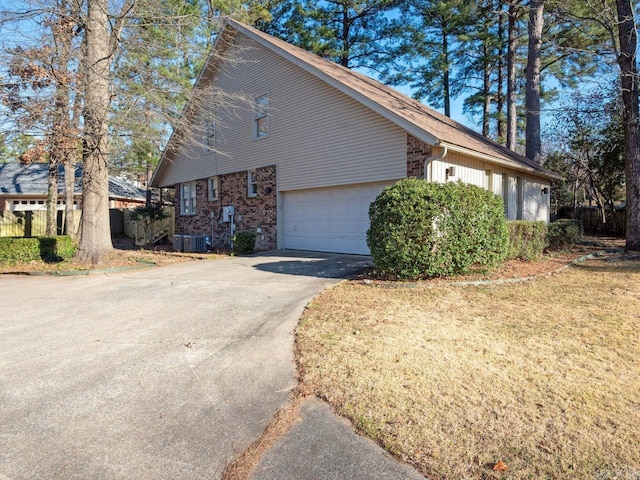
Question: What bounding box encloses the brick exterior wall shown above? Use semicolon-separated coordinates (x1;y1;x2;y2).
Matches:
406;134;433;178
174;165;277;251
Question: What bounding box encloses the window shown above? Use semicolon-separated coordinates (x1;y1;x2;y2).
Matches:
247;171;258;197
208;176;219;201
206;121;216;148
253;94;269;138
180;181;196;215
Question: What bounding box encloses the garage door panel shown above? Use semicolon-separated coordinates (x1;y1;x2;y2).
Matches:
283;182;392;254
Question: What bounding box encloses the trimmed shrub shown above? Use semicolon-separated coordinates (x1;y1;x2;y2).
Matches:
547;219;582;250
367;179;509;279
0;237;39;264
507;221;548;260
0;236;76;265
233;231;256;255
42;235;76;261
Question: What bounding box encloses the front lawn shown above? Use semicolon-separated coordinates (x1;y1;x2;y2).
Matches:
296;253;640;479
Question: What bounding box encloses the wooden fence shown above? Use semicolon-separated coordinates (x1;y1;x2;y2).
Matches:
556;206;625;236
576;206;625;236
0;210;80;237
0;207;174;244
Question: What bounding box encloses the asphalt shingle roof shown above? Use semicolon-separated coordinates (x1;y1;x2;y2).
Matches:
0;162;146;200
224;19;561;181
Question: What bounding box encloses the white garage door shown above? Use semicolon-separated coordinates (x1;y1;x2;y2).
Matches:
283;182;392;255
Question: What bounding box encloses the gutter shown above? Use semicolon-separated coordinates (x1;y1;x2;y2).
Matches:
423;144;448;180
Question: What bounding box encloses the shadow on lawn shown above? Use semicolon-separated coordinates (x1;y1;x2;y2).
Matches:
572;254;640;275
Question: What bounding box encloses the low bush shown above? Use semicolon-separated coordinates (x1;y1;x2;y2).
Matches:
0;236;76;265
547;219;583;250
233;231;256;255
507;221;548;260
367;179;509;279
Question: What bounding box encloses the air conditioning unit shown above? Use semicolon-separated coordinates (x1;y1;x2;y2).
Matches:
173;234;184;252
183;235;207;253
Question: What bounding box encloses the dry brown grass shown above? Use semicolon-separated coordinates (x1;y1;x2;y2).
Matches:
0;248;219;274
296;254;640;479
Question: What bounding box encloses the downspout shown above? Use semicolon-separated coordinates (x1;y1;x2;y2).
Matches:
423;143;448;181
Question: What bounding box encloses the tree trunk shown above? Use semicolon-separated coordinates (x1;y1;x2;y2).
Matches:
615;0;640;251
506;0;519;150
573;176;579;219
496;2;506;143
66;8;84;240
482;41;491;137
340;4;350;67
46;0;74;237
443;27;451;118
525;0;544;164
64;159;76;237
75;0;114;264
46;160;59;236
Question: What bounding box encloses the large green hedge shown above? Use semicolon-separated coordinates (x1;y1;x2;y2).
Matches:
0;236;76;265
506;221;548;260
547;219;582;250
367;179;509;279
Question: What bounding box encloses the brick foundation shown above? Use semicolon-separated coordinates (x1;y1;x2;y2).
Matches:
406;134;433;178
174;165;277;251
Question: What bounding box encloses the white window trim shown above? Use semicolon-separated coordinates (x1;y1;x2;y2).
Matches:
247;171;258;198
208;176;219;201
180;181;197;216
253;94;269;139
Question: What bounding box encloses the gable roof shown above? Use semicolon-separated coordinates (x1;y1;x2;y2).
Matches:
153;19;561;185
0;162;147;201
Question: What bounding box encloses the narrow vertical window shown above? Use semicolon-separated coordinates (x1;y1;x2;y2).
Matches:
180;181;196;215
208;176;219;201
254;94;269;138
247;171;258;197
206;121;216;148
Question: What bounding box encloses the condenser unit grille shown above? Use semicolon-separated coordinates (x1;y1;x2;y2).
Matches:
183;235;207;253
173;234;184;252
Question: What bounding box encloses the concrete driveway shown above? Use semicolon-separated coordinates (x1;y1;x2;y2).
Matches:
0;251;371;479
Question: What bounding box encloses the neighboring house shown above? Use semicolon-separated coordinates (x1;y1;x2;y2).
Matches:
151;19;562;255
0;162;147;211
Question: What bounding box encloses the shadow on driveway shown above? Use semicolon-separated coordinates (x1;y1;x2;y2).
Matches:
250;250;373;279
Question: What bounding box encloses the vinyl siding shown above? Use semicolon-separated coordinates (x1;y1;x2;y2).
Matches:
490;172;501;196
430;152;485;186
428;152;551;221
523;179;550;222
158;34;407;190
